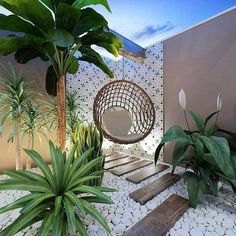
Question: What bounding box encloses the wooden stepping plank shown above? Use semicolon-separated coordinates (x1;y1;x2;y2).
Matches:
105;153;128;163
105;152;119;157
111;160;153;176
126;164;169;184
124;194;189;236
104;156;139;170
129;173;181;205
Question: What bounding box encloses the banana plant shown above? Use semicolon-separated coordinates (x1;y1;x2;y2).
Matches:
0;65;33;170
21;102;48;169
0;0;123;150
72;123;104;186
155;90;236;208
0;141;115;235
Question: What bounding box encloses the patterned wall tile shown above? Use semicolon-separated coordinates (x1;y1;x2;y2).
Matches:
67;42;163;160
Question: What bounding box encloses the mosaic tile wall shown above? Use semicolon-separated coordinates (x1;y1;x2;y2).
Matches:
67;42;163;159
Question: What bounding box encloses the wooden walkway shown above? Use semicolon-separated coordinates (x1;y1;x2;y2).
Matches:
126;164;169;183
105;153;128;163
124;194;189;236
129;173;181;205
111;160;153;176
104;156;139;170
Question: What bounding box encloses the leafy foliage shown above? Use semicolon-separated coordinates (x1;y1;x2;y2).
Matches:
155;110;236;208
0;0;123;96
0;141;114;235
72;123;104;186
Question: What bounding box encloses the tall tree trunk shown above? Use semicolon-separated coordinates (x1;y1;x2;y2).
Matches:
57;75;66;150
15;118;22;170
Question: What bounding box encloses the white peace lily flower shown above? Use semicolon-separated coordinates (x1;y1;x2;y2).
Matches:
179;89;186;110
216;93;223;111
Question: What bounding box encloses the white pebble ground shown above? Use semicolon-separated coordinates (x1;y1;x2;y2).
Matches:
0;164;236;236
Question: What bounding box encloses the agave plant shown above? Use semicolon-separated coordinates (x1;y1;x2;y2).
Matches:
155;90;236;208
22;102;48;169
0;0;123;150
0;141;114;235
0;65;33;170
72;123;104;186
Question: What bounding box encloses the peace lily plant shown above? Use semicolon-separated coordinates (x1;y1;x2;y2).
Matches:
155;89;236;208
0;0;123;150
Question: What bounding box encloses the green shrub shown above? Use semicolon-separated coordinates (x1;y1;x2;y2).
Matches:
0;141;114;235
155;90;236;208
72;123;104;186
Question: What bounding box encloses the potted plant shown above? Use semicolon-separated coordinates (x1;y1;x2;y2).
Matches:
155;90;236;208
0;0;122;150
0;141;114;235
0;65;33;170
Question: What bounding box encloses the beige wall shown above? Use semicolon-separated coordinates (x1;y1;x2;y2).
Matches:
0;54;55;171
163;8;236;163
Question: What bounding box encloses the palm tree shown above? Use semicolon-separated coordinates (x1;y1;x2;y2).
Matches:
0;0;122;150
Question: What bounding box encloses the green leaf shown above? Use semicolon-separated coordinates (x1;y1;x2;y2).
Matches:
23;148;56;192
188;111;205;133
162;125;191;144
0;203;46;235
201;136;234;177
193;136;204;157
81;199;111;233
0;0;54;31
204;111;219;126
0;15;42;36
37;211;54;236
75;216;88;236
73;0;111;12
20;193;55;214
183;172;206;208
73;8;108;36
73;185;113;204
0;36;27;55
64;197;77;234
46;65;58;97
48;29;74;48
64;191;85;214
67;56;79;74
172;141;189;173
54;196;62;217
78;46;114;78
206;124;218;136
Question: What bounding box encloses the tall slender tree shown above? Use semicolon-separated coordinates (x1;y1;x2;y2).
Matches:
0;0;122;149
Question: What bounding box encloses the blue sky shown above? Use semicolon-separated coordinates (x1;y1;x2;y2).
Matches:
95;0;236;47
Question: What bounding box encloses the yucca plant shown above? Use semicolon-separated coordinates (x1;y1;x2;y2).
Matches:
0;0;123;150
72;123;104;186
22;102;48;169
0;141;114;235
0;65;33;170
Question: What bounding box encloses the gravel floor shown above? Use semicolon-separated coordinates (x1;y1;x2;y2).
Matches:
0;164;236;236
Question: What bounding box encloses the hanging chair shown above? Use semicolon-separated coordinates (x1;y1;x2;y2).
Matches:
93;79;155;144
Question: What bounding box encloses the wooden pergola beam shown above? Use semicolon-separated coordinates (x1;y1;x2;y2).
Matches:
110;30;146;63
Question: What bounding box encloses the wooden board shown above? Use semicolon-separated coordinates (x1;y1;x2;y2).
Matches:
104;156;139;170
105;152;119;157
124;194;189;236
105;153;128;163
129;173;181;205
126;164;169;184
111;160;153;176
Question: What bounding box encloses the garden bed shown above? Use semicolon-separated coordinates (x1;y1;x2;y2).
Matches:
0;166;235;236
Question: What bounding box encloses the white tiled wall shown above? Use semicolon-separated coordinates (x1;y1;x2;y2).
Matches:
67;42;163;159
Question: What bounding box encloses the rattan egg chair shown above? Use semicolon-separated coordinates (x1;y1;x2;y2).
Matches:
93;56;155;144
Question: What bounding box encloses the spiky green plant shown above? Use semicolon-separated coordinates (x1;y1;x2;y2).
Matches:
66;90;83;137
72;123;104;186
0;141;114;235
0;65;33;170
22;102;48;169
